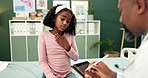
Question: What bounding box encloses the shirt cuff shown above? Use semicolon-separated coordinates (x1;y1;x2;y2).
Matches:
116;72;125;78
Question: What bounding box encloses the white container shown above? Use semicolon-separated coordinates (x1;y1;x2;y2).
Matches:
87;15;94;20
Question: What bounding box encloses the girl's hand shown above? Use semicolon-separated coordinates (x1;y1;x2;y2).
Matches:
55;33;71;51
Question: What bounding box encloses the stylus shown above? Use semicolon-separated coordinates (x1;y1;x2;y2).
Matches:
85;54;109;71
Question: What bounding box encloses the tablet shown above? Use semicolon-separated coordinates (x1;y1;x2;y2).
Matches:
72;61;90;77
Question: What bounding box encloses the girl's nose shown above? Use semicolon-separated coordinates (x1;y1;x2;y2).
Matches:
63;20;68;25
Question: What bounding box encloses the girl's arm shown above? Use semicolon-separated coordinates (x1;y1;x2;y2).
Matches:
38;33;56;78
65;36;79;61
54;33;79;61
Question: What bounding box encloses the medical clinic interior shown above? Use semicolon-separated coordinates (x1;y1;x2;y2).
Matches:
0;0;142;78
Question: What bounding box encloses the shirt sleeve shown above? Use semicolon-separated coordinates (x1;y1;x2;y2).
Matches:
38;33;56;78
65;35;79;61
116;72;125;78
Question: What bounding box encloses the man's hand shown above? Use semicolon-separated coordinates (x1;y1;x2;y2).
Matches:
55;33;71;51
85;61;116;78
85;70;101;78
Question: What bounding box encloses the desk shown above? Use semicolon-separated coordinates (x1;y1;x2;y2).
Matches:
0;58;129;78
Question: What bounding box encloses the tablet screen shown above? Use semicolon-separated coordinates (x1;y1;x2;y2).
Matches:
72;61;90;77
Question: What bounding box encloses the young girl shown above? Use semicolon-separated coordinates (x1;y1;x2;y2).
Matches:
38;4;79;78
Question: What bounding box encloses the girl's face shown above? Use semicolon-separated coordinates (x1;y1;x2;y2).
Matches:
54;11;72;32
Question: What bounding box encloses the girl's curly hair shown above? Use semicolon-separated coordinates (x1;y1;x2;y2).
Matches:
43;4;77;35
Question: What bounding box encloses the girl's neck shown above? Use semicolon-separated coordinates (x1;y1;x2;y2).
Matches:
50;30;64;36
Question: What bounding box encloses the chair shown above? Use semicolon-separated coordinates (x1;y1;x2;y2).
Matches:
120;48;137;61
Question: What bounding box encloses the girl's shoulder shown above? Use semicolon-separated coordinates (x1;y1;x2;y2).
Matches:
39;31;50;36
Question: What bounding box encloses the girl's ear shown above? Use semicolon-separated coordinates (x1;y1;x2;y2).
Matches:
54;15;57;21
136;0;146;14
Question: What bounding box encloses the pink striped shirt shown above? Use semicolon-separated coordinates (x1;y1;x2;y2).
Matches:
38;31;79;78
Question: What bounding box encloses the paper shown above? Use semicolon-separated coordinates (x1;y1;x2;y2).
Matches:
87;23;95;34
36;0;47;9
13;0;35;12
0;61;10;72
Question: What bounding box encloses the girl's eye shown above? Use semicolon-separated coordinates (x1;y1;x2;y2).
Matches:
61;18;65;21
61;18;70;23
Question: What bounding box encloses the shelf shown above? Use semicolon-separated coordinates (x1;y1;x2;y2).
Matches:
9;20;43;36
75;20;100;59
76;34;100;36
10;35;39;36
76;20;100;35
9;20;101;60
9;20;43;61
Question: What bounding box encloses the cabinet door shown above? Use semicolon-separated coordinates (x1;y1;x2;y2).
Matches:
27;36;38;61
11;36;27;61
75;36;85;59
87;35;100;58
